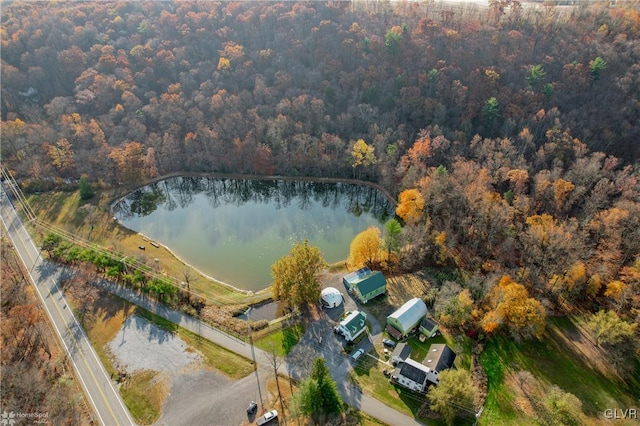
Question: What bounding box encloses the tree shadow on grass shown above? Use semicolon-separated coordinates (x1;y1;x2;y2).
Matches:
280;323;305;356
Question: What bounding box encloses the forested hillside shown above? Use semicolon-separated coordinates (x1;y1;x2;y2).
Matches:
2;0;639;363
2;1;639;185
1;238;91;424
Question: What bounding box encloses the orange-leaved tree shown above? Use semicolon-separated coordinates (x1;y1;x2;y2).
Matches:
482;275;546;340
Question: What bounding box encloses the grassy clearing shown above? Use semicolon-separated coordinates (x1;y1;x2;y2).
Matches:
26;190;269;305
254;323;306;357
135;307;254;379
480;316;640;425
120;370;168;425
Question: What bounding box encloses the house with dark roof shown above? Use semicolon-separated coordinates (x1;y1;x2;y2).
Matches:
391;342;412;366
422;343;456;385
392;358;430;393
334;310;367;342
419;317;439;339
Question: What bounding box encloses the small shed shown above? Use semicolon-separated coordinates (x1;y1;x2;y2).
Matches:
386;298;428;339
321;287;344;308
391;342;412;366
335;310;367;342
343;268;372;291
350;270;386;304
419;317;439;338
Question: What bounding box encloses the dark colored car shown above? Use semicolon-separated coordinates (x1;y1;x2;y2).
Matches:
247;401;257;414
382;338;397;348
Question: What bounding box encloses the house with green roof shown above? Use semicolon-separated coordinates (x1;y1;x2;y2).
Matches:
334;310;368;342
346;270;387;304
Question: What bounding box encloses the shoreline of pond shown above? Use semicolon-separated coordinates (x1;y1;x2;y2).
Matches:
109;172;397;295
109;172;397;211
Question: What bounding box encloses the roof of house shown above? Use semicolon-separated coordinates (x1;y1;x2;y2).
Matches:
387;298;428;334
340;310;367;335
352;270;386;295
391;342;412;361
343;268;372;285
423;343;456;372
420;317;438;332
398;358;430;386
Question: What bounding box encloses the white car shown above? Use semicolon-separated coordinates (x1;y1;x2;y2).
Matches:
351;348;365;361
256;409;278;425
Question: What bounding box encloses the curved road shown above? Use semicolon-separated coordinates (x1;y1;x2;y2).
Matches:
1;188;135;426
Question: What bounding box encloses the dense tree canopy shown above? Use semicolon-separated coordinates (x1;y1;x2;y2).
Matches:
2;1;640;189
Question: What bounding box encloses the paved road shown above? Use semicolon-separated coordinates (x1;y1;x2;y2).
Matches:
1;189;135;426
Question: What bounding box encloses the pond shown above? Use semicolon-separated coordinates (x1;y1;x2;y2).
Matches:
113;177;394;292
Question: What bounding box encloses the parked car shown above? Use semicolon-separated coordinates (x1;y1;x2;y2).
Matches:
247;401;257;414
382;338;397;348
351;348;365;361
256;409;278;425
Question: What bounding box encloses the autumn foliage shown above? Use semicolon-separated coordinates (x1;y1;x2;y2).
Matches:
395;189;425;224
1;1;639;342
482;276;546;340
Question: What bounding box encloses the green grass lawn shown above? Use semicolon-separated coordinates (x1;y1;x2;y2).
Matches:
480;316;640;425
254;323;306;357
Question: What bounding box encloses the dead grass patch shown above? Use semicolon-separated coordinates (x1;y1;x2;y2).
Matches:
385;272;432;307
121;370;169;425
504;371;541;419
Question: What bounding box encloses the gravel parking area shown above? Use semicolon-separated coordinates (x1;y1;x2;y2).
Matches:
109;315;202;374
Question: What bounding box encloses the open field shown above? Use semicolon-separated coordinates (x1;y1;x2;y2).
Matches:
480;316;640;426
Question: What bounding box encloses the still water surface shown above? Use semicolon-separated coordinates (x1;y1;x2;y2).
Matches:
113;177;393;291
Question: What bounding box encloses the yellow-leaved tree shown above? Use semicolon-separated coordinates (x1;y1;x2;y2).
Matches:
271;240;327;311
396;188;425;224
348;226;381;269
